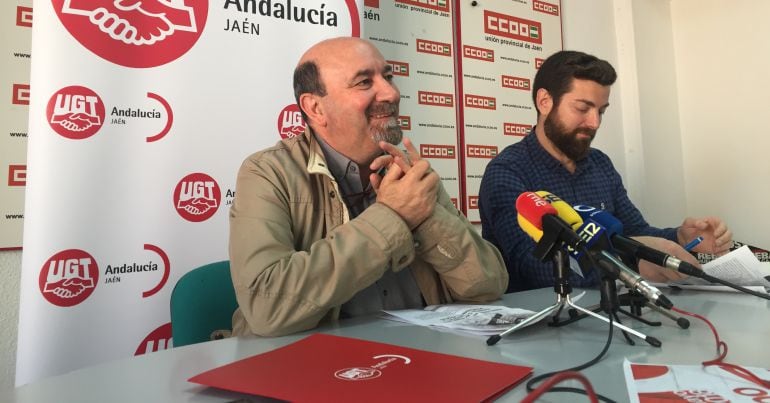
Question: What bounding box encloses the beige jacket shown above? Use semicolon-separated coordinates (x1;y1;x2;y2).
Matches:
229;131;508;336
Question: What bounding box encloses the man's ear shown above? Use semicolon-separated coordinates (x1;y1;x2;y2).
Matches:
299;93;326;127
535;88;553;116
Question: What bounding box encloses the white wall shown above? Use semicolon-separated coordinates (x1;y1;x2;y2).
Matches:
0;250;21;399
670;0;770;248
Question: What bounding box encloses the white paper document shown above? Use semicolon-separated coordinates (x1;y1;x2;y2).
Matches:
383;305;538;336
659;245;770;293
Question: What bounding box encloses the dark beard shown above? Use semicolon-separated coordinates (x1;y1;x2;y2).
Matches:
367;102;402;145
543;112;595;161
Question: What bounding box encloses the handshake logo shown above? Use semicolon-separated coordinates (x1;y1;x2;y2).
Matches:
47;86;105;140
173;173;221;222
55;0;207;67
39;249;100;307
62;0;197;46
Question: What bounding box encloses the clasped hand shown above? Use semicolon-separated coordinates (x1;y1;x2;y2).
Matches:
369;137;440;230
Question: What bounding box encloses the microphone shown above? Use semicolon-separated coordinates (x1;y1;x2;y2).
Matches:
572;205;701;277
515;192;585;260
548;206;673;308
592;248;673;309
575;205;770;302
519;195;672;308
536;191;583;231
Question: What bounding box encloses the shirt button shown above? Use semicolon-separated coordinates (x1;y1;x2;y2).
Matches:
329;190;336;198
383;289;388;296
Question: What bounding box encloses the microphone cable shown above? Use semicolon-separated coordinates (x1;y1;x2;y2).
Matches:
521;371;599;403
689;272;770;301
672;306;770;389
523;302;618;403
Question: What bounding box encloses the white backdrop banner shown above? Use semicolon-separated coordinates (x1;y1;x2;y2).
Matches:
0;0;32;249
17;0;364;386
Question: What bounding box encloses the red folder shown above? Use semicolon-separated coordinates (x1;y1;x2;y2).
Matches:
189;333;532;402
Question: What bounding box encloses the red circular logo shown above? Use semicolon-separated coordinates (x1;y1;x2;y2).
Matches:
334;367;382;381
52;0;209;68
135;322;172;355
173;172;221;222
46;85;106;139
39;249;99;307
277;104;306;139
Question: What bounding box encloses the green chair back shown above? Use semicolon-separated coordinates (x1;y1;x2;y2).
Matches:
170;260;238;347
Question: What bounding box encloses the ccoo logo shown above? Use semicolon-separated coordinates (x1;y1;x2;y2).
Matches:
39;249;99;307
52;0;209;68
277;104;305;139
46;85;106;139
173;172;221;222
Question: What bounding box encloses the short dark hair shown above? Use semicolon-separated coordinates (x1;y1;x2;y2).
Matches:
532;50;617;113
293;61;327;122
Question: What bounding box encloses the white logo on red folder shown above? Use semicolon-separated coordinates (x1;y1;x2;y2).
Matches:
334;354;411;381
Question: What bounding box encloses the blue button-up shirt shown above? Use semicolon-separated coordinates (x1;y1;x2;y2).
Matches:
479;130;678;292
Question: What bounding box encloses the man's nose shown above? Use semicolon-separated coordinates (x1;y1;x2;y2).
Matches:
585;110;601;130
377;78;400;103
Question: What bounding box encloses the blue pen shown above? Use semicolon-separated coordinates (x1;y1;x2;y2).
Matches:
684;236;704;251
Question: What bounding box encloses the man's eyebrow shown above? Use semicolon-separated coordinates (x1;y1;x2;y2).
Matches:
575;98;610;109
354;65;392;77
350;68;374;84
350;65;393;83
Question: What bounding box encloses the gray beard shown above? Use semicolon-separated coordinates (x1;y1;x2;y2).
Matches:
371;117;403;145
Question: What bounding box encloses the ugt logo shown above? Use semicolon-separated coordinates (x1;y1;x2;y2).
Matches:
39;249;99;307
46;86;105;140
173;172;221;222
52;0;208;68
277;104;305;139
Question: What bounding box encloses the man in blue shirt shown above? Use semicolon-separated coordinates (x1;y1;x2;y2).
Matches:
479;50;733;292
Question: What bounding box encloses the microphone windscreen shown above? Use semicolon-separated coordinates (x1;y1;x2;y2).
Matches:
573;205;624;235
515;192;557;229
536;191;583;230
517;213;543;242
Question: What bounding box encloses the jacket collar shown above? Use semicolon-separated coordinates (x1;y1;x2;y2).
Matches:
305;127;334;178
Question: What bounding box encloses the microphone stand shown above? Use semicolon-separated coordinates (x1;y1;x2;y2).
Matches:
554;252;691;331
615;252;690;329
487;249;578;345
550;271;659;345
487;248;661;347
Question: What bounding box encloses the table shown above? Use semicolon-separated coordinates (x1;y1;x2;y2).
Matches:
12;287;770;402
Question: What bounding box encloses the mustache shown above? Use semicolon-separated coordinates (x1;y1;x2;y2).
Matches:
573;128;597;139
366;102;398;117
